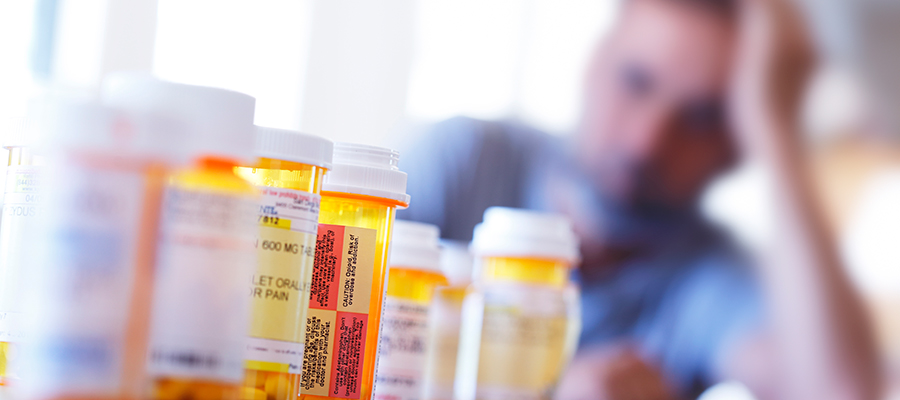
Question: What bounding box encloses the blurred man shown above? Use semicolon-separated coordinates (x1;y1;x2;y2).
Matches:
399;0;881;399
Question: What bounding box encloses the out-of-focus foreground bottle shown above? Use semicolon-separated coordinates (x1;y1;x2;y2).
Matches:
19;99;180;400
374;220;447;400
301;143;409;400
455;207;581;400
0;116;42;387
103;76;258;400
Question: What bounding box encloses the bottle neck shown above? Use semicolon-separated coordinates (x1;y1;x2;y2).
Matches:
235;157;325;193
479;256;571;288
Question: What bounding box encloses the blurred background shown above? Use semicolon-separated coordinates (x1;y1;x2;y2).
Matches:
1;0;899;398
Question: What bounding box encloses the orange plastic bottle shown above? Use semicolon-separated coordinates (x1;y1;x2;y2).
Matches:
103;76;258;400
301;143;409;400
374;220;448;400
234;127;333;400
455;208;581;400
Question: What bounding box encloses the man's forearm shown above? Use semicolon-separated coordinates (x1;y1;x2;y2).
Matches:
758;123;880;400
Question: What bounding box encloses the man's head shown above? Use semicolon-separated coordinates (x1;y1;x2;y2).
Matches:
577;0;739;215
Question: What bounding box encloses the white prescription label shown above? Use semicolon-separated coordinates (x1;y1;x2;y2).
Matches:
148;187;256;382
0;312;24;343
374;297;430;400
245;186;320;374
256;186;319;235
0;165;41;344
24;166;146;396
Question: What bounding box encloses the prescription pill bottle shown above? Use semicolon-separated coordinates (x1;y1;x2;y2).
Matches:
19;99;180;400
301;143;409;400
374;220;447;400
455;207;580;400
103;76;258;400
234;127;333;400
421;241;473;400
0;116;42;387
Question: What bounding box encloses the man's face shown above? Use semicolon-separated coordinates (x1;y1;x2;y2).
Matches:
578;0;737;214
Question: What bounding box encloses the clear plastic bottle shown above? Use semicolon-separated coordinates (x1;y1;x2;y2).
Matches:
103;76;258;400
19;99;180;400
455;208;580;400
301;143;409;400
0;117;42;387
234;127;333;400
374;220;447;400
420;241;473;400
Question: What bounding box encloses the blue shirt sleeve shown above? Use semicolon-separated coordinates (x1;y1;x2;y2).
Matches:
396;117;535;241
637;251;763;395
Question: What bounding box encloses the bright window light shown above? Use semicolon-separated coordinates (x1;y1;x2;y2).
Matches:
406;0;618;134
406;0;525;123
0;0;37;120
153;0;313;129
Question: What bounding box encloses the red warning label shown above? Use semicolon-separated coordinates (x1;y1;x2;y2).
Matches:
302;224;376;399
311;225;343;310
330;312;368;398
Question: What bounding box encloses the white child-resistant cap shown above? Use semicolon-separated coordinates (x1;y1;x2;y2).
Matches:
439;240;475;286
471;207;580;264
40;100;125;152
2;98;51;148
322;143;410;206
37;99;184;158
101;73;256;164
390;220;442;272
255;126;333;170
1;116;36;148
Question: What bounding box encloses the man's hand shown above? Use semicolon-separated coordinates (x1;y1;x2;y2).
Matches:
556;346;678;400
730;0;817;159
721;1;882;399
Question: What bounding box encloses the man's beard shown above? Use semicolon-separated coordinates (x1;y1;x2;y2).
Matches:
589;157;700;247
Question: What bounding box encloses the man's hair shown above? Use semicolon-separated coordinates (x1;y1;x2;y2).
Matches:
669;0;737;18
630;0;737;19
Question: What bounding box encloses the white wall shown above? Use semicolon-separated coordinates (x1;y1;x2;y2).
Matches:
299;0;416;145
154;0;313;130
150;0;619;144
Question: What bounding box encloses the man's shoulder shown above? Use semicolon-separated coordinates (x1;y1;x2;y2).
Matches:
421;116;556;153
399;117;560;240
663;227;760;317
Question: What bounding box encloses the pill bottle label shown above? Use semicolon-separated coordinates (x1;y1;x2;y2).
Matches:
302;224;376;399
0;165;41;345
25;166;146;395
246;186;320;374
373;297;429;400
467;284;569;400
148;188;255;382
421;288;465;400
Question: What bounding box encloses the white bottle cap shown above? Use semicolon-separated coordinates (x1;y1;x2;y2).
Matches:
37;99;185;158
471;207;580;264
2;97;52;148
322;143;410;206
390;220;442;272
439;240;475;286
255;126;333;170
101;73;256;164
1;116;36;148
